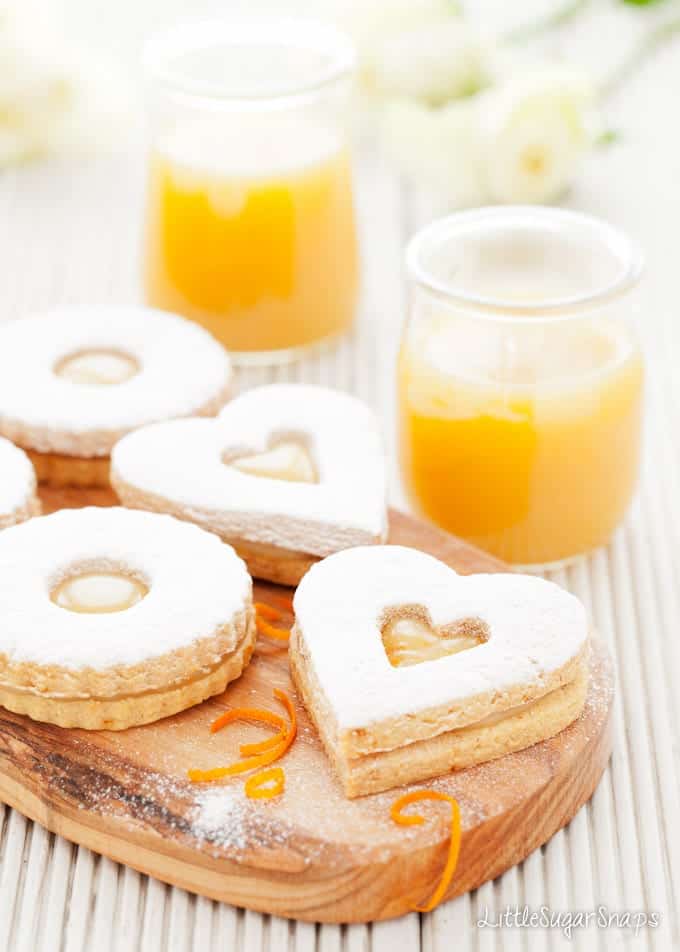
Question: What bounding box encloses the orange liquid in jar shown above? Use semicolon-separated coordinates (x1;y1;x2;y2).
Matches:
398;315;644;565
144;118;358;355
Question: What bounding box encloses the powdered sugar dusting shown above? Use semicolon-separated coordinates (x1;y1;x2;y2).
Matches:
0;436;36;518
193;788;250;850
192;787;302;862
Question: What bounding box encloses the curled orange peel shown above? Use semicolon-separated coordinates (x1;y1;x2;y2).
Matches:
209;706;285;736
240;729;287;757
390;790;462;913
188;689;297;784
270;593;295;613
253;602;282;621
255;613;291;642
244;767;285;799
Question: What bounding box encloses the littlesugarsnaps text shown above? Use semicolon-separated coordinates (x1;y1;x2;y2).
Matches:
477;905;661;940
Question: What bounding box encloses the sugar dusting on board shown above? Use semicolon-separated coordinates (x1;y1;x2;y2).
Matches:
193;788;249;850
64;643;611;872
191;786;300;859
189;782;439;869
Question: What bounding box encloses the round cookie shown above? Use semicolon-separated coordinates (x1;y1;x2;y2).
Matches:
0;436;40;529
0;307;233;487
0;507;254;729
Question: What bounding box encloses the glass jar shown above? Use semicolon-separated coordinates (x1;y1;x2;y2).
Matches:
398;207;645;568
142;17;358;364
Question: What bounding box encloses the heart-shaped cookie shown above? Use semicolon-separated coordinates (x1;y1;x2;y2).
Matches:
111;384;387;585
290;545;589;797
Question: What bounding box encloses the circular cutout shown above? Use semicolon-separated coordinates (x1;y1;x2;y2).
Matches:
51;571;148;614
55;349;140;386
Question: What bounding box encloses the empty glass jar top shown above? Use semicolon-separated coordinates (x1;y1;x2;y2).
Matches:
143;16;356;106
406;206;644;319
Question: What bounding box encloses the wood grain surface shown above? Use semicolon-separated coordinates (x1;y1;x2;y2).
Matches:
0;488;613;923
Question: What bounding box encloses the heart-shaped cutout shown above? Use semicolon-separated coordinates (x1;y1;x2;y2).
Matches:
225;438;318;484
290;545;589;797
111;384;387;584
381;610;488;668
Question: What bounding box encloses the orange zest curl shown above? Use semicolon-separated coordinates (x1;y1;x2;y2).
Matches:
253;602;282;622
188;689;297;784
390;790;462;913
209;706;285;736
187;748;279;782
239;728;287;757
253;598;294;642
244;766;285;799
270;593;295;614
255;614;291;643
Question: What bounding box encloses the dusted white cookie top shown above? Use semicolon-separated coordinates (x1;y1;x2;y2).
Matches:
0;307;232;456
111;384;387;554
0;507;251;669
0;437;37;520
293;545;589;728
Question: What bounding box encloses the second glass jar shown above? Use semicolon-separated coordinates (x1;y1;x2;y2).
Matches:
399;207;644;568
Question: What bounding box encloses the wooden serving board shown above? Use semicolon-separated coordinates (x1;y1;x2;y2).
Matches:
0;488;614;923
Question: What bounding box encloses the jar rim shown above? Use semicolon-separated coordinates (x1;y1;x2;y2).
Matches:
405;206;645;322
142;16;356;108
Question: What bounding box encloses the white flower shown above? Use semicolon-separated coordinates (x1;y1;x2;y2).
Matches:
0;12;73;165
342;0;456;49
342;0;464;97
371;20;496;105
478;67;594;204
381;65;595;207
0;3;135;168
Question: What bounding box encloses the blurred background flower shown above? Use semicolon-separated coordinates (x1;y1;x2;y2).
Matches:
0;0;135;167
2;0;679;206
345;0;679;206
476;65;594;203
382;67;594;205
344;1;498;105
